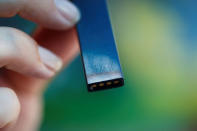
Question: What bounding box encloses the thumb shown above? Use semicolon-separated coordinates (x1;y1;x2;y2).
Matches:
0;0;80;30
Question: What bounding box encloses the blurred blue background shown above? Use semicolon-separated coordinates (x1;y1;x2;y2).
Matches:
0;0;197;130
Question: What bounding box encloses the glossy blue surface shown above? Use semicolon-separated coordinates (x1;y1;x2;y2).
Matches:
73;0;123;84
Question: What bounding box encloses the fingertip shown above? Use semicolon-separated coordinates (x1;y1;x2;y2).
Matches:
54;0;81;28
38;46;63;72
19;0;80;30
32;63;55;79
0;88;20;128
33;27;80;65
0;27;60;79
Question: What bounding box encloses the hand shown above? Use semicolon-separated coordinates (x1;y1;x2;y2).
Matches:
0;0;80;130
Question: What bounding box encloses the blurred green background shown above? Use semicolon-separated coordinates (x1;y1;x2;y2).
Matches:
0;0;197;130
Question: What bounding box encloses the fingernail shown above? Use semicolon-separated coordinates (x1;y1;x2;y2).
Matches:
32;63;55;79
38;46;63;72
0;88;20;128
55;0;80;25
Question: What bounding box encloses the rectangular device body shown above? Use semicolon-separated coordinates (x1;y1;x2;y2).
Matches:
72;0;124;92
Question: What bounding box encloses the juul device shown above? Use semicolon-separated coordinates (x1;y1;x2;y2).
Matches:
72;0;124;92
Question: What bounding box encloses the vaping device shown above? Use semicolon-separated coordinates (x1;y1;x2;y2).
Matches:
72;0;124;92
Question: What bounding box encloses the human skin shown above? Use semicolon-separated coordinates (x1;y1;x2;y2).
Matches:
0;0;80;130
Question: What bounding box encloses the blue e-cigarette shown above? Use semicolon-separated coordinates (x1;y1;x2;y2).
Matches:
72;0;124;92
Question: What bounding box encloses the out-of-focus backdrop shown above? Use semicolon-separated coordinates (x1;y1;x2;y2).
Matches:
0;0;197;130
